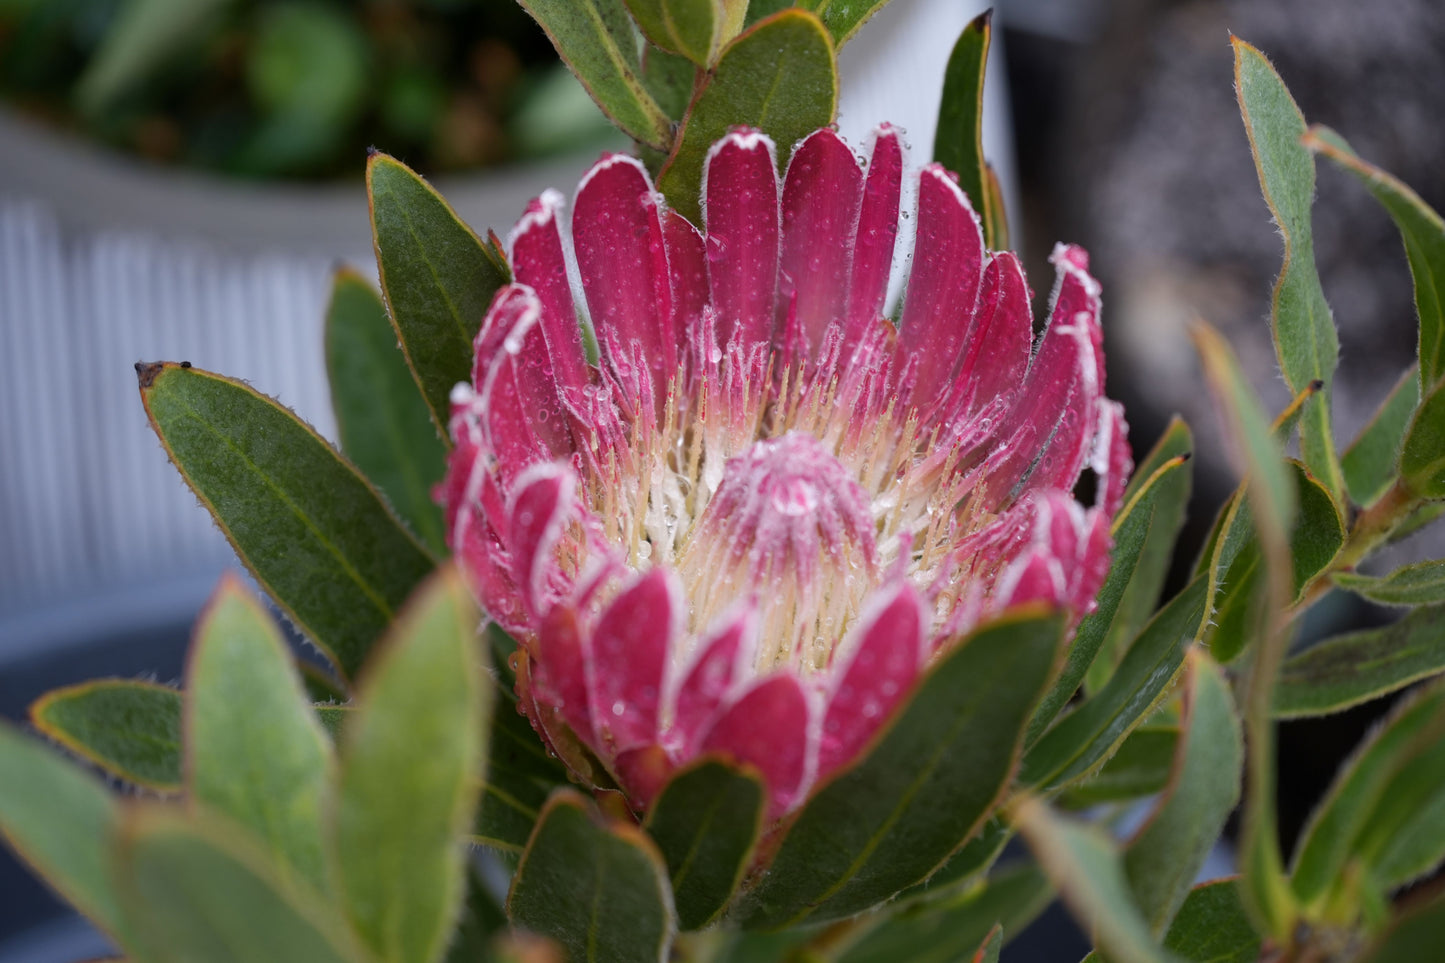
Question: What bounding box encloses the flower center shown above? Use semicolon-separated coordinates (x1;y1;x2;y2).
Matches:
676;432;878;673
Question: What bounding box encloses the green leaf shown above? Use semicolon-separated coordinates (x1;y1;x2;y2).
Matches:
1193;321;1297;541
839;862;1052;963
1015;799;1174;963
115;807;365;963
625;0;718;65
657;9;836;224
508;791;675;962
0;723;131;948
892;818;1010;906
644;758;764;930
1304;127;1445;388
736;610;1064;929
367;153;511;433
1232;37;1345;503
934;12;1004;250
1123;652;1243;935
1031;424;1193;738
1275;604;1445;718
1161;880;1261;963
797;0;893;47
1022;576;1207;792
1336;561;1445;607
32;680;351;793
473;696;569;853
138;362;437;681
325;268;449;555
30;680;182;791
640;45;698;127
1401;376;1445;499
331;567;487;963
1343;367;1420;507
971;924;1002;963
515;0;672;147
1291;680;1445;907
186;575;335;895
1201;463;1345;665
1059;726;1177;808
1357;888;1445;963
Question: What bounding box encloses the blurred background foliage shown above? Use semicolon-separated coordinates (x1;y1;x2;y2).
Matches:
0;0;620;178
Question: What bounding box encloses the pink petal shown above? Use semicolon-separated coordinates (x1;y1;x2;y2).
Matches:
507;191;591;398
614;745;672;812
506;464;577;619
1050;244;1106;389
817;583;925;781
470;286;553;468
663;209;709;376
534;606;593;741
670;609;755;758
896;165;986;407
845;125;903;352
947;251;1032;420
590;568;678;752
1094;400;1132;518
1071;509;1113;615
700;674;813;819
997;549;1067;610
779;129;864;357
703;129;780;351
572;154;676;410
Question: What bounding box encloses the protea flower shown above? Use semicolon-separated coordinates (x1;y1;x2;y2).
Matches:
440;125;1130;822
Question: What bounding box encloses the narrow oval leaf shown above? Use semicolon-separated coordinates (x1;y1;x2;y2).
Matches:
893;818;1010;907
798;0;893;47
625;0;717;65
331;567;487;963
31;680;182;791
1022;576;1207;792
971;924;1003;963
1030;426;1193;740
1275;604;1445;718
1059;726;1178;809
115;807;366;963
1124;651;1243;935
1232;37;1345;502
31;680;351;793
1015;799;1173;963
473;695;571;853
515;0;672;146
1161;880;1261;963
1343;366;1420;508
736;610;1065;929
657;9;836;224
1401;376;1445;499
508;791;675;963
1304;127;1445;388
1336;562;1445;607
0;723;131;948
139;362;437;681
368;153;511;432
1357;888;1445;963
1291;680;1445;906
643;758;764;930
934;12;1002;249
839;862;1052;963
325;268;448;554
186;574;335;895
1203;463;1345;665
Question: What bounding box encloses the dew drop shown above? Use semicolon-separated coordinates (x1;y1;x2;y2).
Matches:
611;700;626;717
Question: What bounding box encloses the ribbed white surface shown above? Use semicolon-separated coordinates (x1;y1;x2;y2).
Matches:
0;199;335;614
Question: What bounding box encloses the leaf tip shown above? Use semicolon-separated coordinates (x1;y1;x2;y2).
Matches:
134;361;166;389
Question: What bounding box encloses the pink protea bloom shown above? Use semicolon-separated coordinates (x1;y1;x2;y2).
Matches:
440;125;1130;821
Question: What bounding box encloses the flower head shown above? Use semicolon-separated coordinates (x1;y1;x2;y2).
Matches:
441;126;1130;820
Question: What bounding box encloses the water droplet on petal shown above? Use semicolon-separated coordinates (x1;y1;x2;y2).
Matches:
611;700;626;717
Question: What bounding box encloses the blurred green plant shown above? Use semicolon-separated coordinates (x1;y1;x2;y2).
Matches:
3;5;1445;962
0;0;621;177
